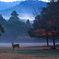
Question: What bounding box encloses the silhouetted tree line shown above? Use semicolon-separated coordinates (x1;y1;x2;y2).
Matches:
28;0;59;49
0;10;31;42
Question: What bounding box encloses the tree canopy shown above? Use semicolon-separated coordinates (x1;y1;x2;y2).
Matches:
28;1;59;48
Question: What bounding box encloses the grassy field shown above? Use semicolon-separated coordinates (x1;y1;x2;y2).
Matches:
19;49;59;57
0;48;59;57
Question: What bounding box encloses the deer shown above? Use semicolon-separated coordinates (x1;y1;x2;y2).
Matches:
12;43;19;51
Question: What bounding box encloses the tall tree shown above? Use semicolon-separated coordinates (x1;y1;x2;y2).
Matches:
47;1;59;49
33;15;50;46
11;10;18;17
28;1;59;49
9;10;19;21
0;14;6;25
26;19;31;30
0;24;5;36
36;1;59;49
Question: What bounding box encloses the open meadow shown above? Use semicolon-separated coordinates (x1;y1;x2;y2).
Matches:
0;46;59;59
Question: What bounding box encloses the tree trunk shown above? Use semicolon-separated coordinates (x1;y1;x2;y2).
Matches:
46;37;49;46
52;38;56;49
46;31;49;46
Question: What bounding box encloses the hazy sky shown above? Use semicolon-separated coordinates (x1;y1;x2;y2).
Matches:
0;0;50;2
0;0;25;2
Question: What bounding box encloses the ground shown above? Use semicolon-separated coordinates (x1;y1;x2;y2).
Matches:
0;46;59;59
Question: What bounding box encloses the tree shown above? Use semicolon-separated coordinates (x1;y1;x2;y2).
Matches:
4;11;28;41
28;14;50;46
0;14;6;25
47;1;59;49
11;10;18;17
0;24;5;36
28;28;35;37
41;1;59;49
39;1;59;49
9;10;19;21
26;19;31;30
28;1;59;49
33;15;50;46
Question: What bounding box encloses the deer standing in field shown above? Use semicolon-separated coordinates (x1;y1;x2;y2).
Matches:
12;43;19;51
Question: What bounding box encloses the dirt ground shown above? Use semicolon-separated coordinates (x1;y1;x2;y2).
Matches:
0;53;59;59
0;47;59;59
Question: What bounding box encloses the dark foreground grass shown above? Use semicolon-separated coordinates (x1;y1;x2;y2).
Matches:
0;49;59;57
18;49;59;57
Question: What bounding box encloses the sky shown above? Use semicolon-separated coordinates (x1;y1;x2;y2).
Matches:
0;0;50;2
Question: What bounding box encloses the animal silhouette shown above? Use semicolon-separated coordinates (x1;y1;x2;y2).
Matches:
12;43;19;51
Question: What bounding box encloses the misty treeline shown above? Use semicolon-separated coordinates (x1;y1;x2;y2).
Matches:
28;0;59;49
0;10;31;42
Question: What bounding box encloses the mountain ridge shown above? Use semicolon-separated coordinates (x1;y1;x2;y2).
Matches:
0;1;47;20
0;1;21;10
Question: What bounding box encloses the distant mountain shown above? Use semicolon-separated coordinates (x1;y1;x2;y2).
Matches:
0;1;47;20
0;1;21;10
